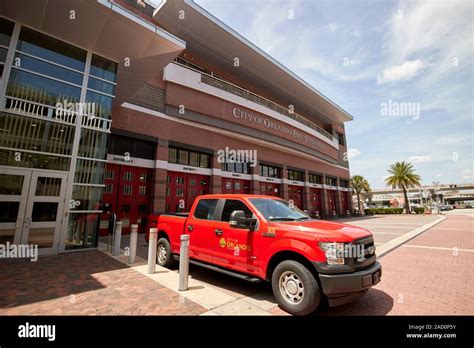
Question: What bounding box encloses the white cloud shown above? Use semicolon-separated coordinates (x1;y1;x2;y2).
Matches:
408;154;432;163
327;23;338;32
435;135;470;146
347;148;361;159
377;59;428;84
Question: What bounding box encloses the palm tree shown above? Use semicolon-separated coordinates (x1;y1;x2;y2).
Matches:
351;175;371;213
385;161;422;212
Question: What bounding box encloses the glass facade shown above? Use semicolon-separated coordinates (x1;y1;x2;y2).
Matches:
0;19;117;252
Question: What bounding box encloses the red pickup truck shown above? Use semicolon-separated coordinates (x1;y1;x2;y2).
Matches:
148;194;381;315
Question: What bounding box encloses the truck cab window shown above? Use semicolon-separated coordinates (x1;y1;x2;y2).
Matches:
194;199;218;220
221;199;253;222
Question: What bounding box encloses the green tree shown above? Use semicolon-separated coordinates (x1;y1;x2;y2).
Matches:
385;161;422;212
351;175;371;213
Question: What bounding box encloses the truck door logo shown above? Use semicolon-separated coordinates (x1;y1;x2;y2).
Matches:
219;238;227;248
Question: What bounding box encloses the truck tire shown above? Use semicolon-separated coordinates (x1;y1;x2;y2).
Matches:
271;260;321;316
156;237;175;268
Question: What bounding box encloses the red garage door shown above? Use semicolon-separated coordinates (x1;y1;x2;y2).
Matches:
166;172;209;213
260;182;281;197
222;178;250;194
101;164;152;236
327;189;337;215
310;188;322;217
288;185;303;210
341;191;349;214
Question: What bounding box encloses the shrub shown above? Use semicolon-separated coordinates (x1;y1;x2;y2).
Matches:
364;208;403;215
413;207;425;214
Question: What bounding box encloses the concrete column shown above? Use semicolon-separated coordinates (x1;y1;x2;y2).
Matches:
321;174;330;218
210;151;222;194
250;164;260;195
152;139;169;213
303;170;312;213
282;165;289;200
336;178;343;216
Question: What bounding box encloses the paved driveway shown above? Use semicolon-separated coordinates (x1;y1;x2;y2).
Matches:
338;214;440;246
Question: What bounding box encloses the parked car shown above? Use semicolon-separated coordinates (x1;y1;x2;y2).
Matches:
147;194;381;316
440;205;453;211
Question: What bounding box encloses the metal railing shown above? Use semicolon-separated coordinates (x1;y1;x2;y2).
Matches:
172;62;335;142
3;84;112;132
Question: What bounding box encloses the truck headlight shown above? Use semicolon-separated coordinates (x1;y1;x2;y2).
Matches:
319;242;345;265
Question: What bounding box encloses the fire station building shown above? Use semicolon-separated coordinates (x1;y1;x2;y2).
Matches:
0;0;353;255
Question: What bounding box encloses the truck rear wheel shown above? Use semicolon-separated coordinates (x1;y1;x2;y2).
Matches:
271;260;321;316
156;238;175;268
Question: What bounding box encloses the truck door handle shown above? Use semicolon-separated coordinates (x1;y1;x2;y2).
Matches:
215;229;223;236
187;225;193;232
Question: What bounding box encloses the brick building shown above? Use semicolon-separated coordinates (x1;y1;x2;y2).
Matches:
0;0;353;254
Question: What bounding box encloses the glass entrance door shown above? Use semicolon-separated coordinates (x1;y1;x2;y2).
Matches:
0;168;31;245
0;168;67;255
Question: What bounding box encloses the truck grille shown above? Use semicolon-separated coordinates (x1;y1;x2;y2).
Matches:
352;236;376;271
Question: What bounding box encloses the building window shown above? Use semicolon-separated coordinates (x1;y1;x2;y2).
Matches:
124;171;133;182
108;135;156;160
104;184;113;194
221;161;250;174
260;164;281;178
168;148;177;163
16;27;87;72
200;153;210;168
339;179;349;188
309;173;322;184
189;152;200;167
0;18;14;78
336;132;345;146
123;185;132;195
288;169;304;181
326;176;337;186
168;147;211;168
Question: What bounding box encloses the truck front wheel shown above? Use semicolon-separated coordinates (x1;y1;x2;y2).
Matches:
271;260;321;316
156;238;175;268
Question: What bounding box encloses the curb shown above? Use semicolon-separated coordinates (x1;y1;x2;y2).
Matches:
376;215;447;258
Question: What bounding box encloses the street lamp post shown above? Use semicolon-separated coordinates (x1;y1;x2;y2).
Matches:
432;181;440;214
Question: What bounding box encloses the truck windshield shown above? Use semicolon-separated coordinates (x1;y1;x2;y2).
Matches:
249;198;310;221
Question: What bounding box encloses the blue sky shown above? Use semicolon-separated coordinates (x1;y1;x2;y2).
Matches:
195;0;473;189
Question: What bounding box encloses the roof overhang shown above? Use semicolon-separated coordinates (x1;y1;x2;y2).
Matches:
153;0;353;124
0;0;186;106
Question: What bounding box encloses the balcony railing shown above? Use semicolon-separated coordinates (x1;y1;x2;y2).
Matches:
3;84;111;132
173;62;335;142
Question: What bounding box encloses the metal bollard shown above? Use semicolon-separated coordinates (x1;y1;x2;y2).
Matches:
129;224;138;264
112;221;122;256
147;228;158;274
178;234;190;291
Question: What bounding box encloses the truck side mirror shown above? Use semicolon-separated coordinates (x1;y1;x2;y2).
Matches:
229;210;257;230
